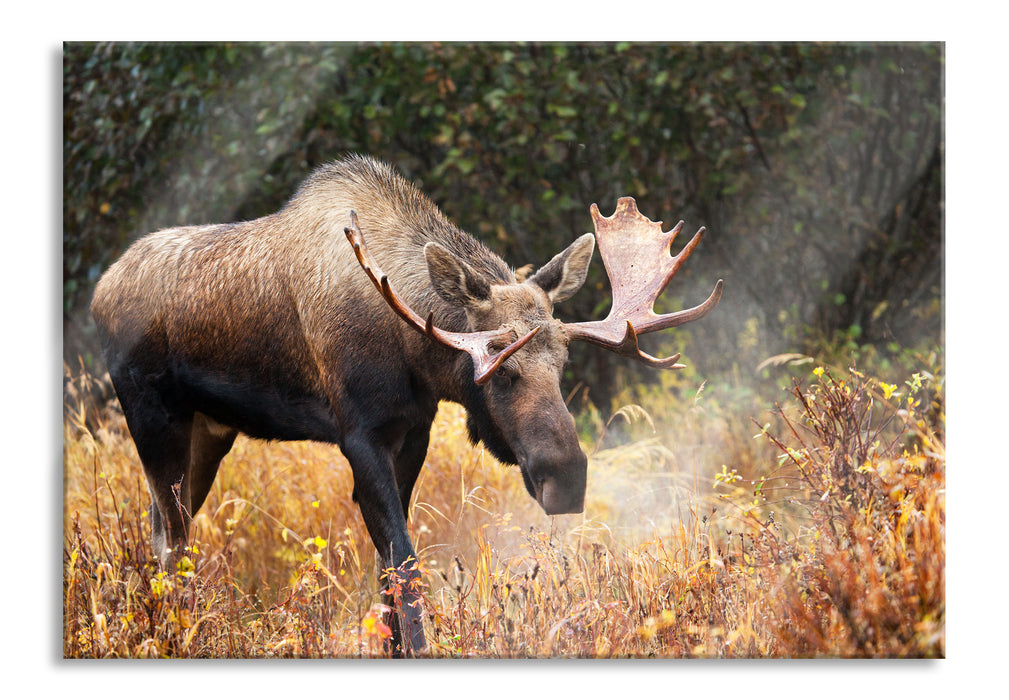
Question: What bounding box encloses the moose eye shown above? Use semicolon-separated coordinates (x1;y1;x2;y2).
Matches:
492;366;515;388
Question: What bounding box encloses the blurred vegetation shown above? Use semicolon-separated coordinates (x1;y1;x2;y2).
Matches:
63;42;943;408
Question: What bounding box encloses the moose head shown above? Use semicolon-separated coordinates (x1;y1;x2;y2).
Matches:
345;197;723;516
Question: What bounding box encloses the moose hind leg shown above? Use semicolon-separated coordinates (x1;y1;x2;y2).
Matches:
139;417;195;568
113;378;195;569
188;413;238;516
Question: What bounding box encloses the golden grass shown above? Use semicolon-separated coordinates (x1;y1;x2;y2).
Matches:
62;359;944;658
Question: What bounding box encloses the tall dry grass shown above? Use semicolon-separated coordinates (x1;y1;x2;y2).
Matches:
62;356;944;658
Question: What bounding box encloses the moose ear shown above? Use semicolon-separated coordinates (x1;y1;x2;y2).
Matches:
425;242;492;308
528;232;595;304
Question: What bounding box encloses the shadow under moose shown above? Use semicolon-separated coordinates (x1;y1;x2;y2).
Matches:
90;155;722;656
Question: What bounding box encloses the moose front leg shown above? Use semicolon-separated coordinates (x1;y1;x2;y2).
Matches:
343;430;427;657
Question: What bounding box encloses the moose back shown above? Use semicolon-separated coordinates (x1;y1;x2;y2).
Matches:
91;155;722;655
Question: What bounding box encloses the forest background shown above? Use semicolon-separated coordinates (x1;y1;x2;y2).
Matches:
63;41;943;403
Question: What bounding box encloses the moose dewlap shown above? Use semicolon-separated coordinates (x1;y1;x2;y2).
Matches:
90;155;722;655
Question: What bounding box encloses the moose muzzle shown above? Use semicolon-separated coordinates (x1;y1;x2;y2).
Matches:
531;451;588;515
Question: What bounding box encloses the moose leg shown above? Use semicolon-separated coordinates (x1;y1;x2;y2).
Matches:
140;422;194;568
188;413;238;516
394;424;432;519
112;379;195;569
343;430;427;656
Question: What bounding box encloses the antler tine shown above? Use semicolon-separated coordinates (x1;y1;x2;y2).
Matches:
618;321;686;369
565;197;722;368
345;211;539;385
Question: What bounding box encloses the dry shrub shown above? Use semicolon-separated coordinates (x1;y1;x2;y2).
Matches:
62;357;943;658
744;365;945;656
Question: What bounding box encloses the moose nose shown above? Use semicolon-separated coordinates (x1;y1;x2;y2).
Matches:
534;450;587;515
539;477;585;515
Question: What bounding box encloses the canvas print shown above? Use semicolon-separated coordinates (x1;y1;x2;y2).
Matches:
62;42;944;658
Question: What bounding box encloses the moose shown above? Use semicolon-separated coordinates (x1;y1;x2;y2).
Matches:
90;155;722;655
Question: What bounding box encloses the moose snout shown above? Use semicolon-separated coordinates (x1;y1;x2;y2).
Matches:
531;452;587;515
538;477;585;515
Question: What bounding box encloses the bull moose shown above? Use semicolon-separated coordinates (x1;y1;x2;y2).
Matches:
90;155;722;655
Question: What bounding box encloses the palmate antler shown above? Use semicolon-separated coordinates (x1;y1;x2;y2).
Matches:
563;197;723;368
345;211;539;385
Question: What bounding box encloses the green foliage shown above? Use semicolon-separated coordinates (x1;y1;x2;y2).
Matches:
63;42;943;406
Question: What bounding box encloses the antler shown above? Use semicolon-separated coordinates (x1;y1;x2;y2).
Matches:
345;211;539;385
564;197;723;368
